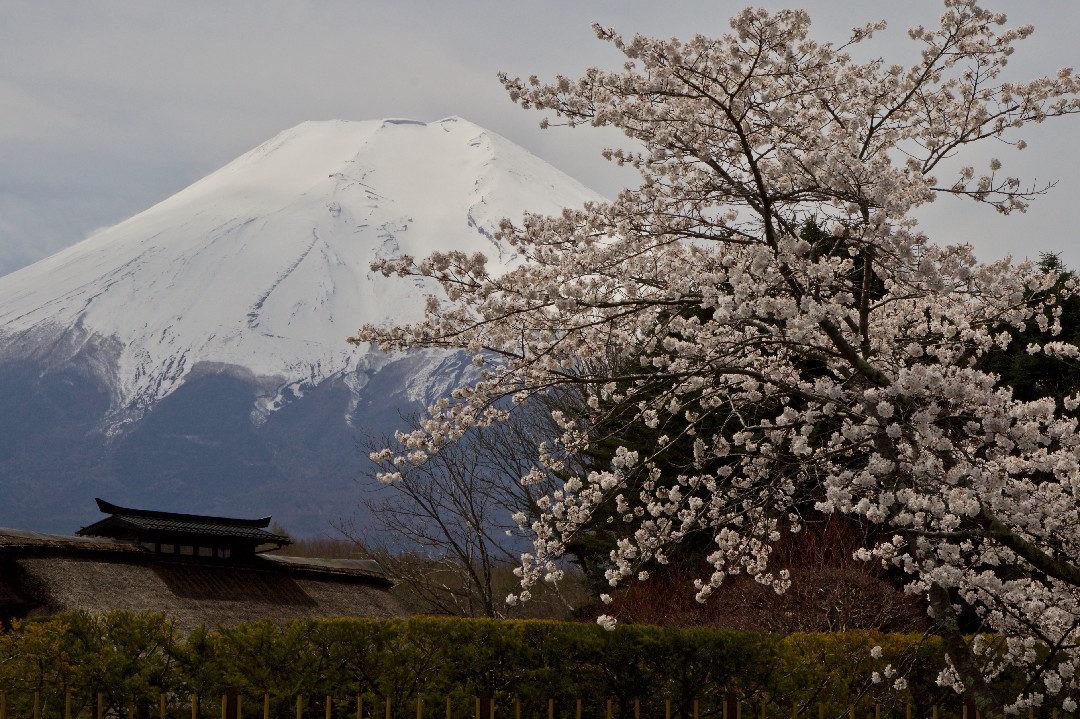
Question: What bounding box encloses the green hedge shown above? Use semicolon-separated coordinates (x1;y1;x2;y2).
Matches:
0;612;970;719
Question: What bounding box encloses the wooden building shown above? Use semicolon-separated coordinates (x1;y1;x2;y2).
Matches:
0;499;405;631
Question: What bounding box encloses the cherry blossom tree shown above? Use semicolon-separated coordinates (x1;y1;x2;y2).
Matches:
351;2;1080;714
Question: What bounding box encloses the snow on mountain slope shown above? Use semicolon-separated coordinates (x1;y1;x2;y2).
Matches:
0;117;604;426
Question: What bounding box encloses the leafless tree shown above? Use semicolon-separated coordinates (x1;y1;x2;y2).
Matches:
343;400;586;618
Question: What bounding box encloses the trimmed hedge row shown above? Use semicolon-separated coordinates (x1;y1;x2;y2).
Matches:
0;612;974;719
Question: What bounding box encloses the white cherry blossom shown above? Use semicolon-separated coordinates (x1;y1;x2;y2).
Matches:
352;3;1080;715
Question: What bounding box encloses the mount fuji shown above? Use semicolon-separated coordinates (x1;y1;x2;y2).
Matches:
0;117;603;536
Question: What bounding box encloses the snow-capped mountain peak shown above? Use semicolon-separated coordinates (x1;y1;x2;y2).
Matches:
0;117;604;426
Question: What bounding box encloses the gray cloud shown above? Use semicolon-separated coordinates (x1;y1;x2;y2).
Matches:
2;0;1079;275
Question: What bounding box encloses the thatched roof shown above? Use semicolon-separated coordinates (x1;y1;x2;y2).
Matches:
0;527;406;632
0;527;142;552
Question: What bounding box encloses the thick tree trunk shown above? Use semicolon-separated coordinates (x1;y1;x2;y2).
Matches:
927;583;1004;719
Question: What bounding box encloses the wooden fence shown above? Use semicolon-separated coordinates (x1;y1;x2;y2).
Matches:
0;692;1064;719
2;690;1062;716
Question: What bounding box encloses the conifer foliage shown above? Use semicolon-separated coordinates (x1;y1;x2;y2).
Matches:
353;3;1080;713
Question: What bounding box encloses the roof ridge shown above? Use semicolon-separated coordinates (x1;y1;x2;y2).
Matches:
93;498;273;528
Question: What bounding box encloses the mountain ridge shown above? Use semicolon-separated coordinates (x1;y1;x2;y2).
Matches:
0;117;603;534
0;116;602;426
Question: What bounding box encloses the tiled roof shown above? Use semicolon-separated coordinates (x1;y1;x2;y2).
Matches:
77;499;291;545
109;513;291;543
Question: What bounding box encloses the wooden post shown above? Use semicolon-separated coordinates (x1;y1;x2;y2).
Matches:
265;695;271;719
34;691;41;719
906;705;912;719
192;694;198;719
695;701;700;719
515;699;521;719
792;705;797;719
818;706;823;719
849;706;855;719
446;698;452;719
298;695;304;719
222;691;239;719
328;697;334;719
875;706;880;719
607;699;613;719
358;697;363;719
416;697;422;719
385;697;391;719
578;700;584;719
932;707;938;719
666;700;671;719
548;700;554;719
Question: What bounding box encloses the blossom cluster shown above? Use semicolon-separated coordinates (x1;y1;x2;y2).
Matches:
352;2;1080;711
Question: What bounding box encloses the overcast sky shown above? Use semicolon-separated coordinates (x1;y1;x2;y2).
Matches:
2;1;1079;277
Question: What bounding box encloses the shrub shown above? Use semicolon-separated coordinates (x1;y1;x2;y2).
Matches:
0;612;1016;717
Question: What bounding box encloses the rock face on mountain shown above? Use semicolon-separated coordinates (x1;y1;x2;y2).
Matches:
0;117;602;535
